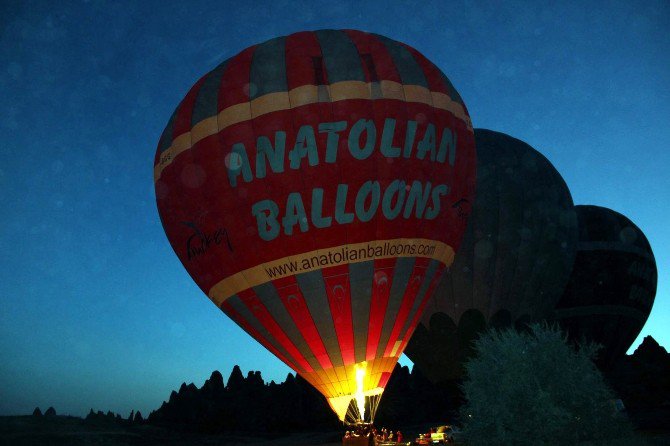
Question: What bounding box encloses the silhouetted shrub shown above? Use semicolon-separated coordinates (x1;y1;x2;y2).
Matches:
460;324;633;446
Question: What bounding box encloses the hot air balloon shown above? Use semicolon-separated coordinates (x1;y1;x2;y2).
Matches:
550;205;657;369
154;30;476;422
405;129;578;384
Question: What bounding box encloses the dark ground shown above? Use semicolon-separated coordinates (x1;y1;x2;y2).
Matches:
0;416;343;446
2;416;670;446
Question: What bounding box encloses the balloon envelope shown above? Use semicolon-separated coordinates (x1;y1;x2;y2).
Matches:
154;30;476;420
405;129;578;383
551;205;657;369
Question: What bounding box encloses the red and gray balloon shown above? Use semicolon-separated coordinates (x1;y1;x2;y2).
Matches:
154;30;476;421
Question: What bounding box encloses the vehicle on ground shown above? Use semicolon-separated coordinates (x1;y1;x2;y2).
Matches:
430;425;461;444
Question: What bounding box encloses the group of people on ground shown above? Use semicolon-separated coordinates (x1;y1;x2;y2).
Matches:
343;424;404;444
373;427;403;443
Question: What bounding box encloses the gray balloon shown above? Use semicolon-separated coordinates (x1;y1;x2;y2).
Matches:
550;205;657;370
405;129;578;383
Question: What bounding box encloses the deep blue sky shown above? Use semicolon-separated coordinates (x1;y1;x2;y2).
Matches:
1;0;668;418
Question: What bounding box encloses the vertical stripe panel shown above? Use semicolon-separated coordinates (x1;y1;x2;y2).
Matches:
383;258;427;357
220;301;302;372
296;269;345;367
365;258;396;361
373;34;428;87
224;295;306;374
250;36;287;99
437;69;463;105
400;41;463;104
217;45;256;109
376;257;415;358
253;281;322;371
191;59;230;125
395;260;442;348
321;265;354;366
402;263;446;354
349;260;374;363
158;109;177;153
236;289;313;373
172;77;206;137
314;30;366;83
285;31;328;87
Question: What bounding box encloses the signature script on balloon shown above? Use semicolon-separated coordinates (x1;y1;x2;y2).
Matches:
182;222;233;260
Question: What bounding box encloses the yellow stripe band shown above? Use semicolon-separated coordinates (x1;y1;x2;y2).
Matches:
154;80;473;182
207;238;455;307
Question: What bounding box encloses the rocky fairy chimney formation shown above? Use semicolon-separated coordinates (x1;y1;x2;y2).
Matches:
607;335;670;429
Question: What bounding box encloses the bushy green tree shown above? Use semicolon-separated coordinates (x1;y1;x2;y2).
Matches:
459;324;632;446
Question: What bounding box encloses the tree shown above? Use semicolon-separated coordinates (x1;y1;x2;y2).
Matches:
459;324;632;446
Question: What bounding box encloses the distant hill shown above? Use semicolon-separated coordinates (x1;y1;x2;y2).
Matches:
141;336;670;433
145;364;462;433
607;336;670;429
25;336;667;435
146;366;339;433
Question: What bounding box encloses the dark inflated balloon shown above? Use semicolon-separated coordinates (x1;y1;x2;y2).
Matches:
405;129;578;383
550;205;657;369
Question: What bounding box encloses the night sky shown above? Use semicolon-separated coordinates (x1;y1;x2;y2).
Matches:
1;0;668;418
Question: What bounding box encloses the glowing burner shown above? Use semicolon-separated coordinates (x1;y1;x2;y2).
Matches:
325;360;385;423
355;362;367;421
